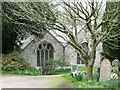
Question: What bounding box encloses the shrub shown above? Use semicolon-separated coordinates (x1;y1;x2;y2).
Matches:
55;67;71;72
41;59;70;75
41;60;57;75
53;67;70;75
1;51;30;71
75;73;83;81
55;58;70;67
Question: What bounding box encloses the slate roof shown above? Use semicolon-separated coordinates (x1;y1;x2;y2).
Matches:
20;30;68;49
20;35;35;49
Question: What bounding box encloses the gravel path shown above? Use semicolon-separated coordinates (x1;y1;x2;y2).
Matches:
0;74;72;88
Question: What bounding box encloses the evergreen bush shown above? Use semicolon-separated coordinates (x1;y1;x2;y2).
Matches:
1;51;30;71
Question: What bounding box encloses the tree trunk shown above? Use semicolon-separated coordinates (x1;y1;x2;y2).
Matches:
87;66;93;80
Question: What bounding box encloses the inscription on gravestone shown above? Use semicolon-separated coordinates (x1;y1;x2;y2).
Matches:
71;65;77;72
99;59;111;82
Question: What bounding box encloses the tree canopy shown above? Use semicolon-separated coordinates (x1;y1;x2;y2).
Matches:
2;0;120;80
2;2;55;53
102;2;120;61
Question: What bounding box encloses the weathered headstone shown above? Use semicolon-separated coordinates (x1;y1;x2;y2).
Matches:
112;59;120;76
71;65;77;72
112;59;119;68
99;59;111;82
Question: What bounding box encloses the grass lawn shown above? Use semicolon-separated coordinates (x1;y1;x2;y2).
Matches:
78;66;98;73
62;66;119;88
62;74;105;88
62;66;105;88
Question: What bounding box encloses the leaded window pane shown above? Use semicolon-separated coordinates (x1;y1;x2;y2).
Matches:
49;49;53;59
37;50;40;67
37;42;54;67
45;50;48;60
41;50;44;61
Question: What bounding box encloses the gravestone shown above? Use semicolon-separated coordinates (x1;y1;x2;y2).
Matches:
71;65;77;72
112;59;119;68
99;59;111;82
112;59;120;75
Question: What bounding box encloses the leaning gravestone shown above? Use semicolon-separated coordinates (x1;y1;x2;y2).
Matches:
99;59;111;82
71;65;77;72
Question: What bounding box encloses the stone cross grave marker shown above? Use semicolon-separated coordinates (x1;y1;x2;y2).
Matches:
99;59;111;82
71;65;77;72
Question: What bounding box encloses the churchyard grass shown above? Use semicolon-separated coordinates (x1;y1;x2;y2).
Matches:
1;65;119;88
78;66;98;73
62;73;105;88
62;66;119;88
1;67;70;76
99;79;119;88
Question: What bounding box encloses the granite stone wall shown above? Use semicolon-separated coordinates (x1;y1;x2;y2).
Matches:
22;32;64;67
22;31;102;67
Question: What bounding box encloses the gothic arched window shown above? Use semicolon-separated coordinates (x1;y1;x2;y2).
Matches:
37;42;54;67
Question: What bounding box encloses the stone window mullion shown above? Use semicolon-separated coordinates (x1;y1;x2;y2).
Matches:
40;49;41;67
37;42;54;67
48;50;50;60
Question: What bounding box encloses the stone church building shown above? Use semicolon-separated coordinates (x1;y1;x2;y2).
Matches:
18;30;102;68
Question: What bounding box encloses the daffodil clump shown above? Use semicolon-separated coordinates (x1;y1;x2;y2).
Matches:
111;73;118;80
71;70;86;81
